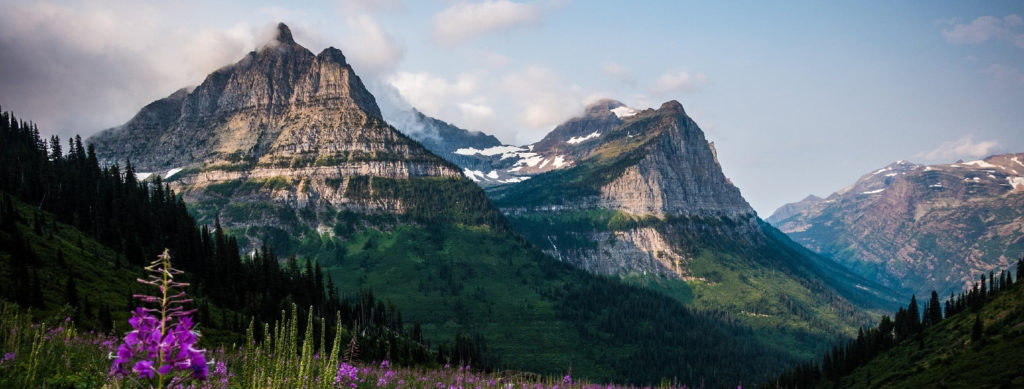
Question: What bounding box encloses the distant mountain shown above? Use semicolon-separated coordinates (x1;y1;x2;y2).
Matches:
768;155;1024;297
486;99;898;354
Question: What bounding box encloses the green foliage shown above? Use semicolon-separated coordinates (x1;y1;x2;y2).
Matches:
323;224;799;385
0;302;114;388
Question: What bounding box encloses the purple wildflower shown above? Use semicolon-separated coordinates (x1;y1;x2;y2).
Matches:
1;352;14;366
336;362;359;388
109;249;207;384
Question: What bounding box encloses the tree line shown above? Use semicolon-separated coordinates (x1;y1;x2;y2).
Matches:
766;258;1023;388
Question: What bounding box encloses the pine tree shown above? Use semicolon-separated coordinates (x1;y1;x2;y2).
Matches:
926;290;942;327
907;295;921;335
65;274;79;308
971;315;983;342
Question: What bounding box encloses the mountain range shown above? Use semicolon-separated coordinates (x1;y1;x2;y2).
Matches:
768;155;1024;298
84;22;911;385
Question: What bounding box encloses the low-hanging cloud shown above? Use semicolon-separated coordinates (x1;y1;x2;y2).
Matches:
942;14;1024;49
915;135;999;163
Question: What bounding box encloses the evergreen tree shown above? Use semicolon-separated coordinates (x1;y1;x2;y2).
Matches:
906;295;921;335
971;315;983;342
925;290;942;328
64;274;79;308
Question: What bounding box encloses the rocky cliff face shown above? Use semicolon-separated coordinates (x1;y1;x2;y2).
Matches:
489;100;761;278
768;154;1024;296
89;24;463;239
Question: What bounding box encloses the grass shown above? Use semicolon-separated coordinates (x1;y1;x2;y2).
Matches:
0;300;696;389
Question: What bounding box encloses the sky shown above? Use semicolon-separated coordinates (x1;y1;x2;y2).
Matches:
1;0;1022;215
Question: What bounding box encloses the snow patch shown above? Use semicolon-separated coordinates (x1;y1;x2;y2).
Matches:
861;188;885;195
486;170;499;179
885;172;899;177
962;160;997;168
1008;177;1024;189
1012;157;1024;168
165;168;183;179
929;183;944;188
462;169;486;182
610;106;637;118
872;167;891;175
567;131;601;145
500;176;531;183
520;154;544;167
136;172;153;181
453;145;527;157
552;155;568;168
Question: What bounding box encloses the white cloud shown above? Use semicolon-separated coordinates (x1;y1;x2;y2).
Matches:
942;14;1024;48
983;63;1024;85
601;62;634;85
651;71;706;94
338;0;404;12
387;71;479;115
433;1;543;45
916;135;999;162
338;14;404;73
0;1;269;139
501;66;586;136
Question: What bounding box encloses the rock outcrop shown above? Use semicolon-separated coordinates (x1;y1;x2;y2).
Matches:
768;154;1024;296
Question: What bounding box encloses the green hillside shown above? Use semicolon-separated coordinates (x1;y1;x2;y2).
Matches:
834;274;1024;388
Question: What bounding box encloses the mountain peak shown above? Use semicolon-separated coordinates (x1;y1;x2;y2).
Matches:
659;100;686;114
275;23;295;44
584;99;626;115
317;47;348;65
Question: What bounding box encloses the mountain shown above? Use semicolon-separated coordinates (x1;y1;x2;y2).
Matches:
767;155;1024;297
400;99;642;186
84;24;809;385
89;23;478;242
486;99;898;354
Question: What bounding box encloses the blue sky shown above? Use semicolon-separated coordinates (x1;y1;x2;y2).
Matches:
1;0;1022;214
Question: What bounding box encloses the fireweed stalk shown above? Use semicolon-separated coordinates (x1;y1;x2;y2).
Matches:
110;249;208;387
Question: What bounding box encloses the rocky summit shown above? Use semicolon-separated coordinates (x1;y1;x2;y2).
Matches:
89;23;463;238
489;100;756;278
768;154;1024;297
